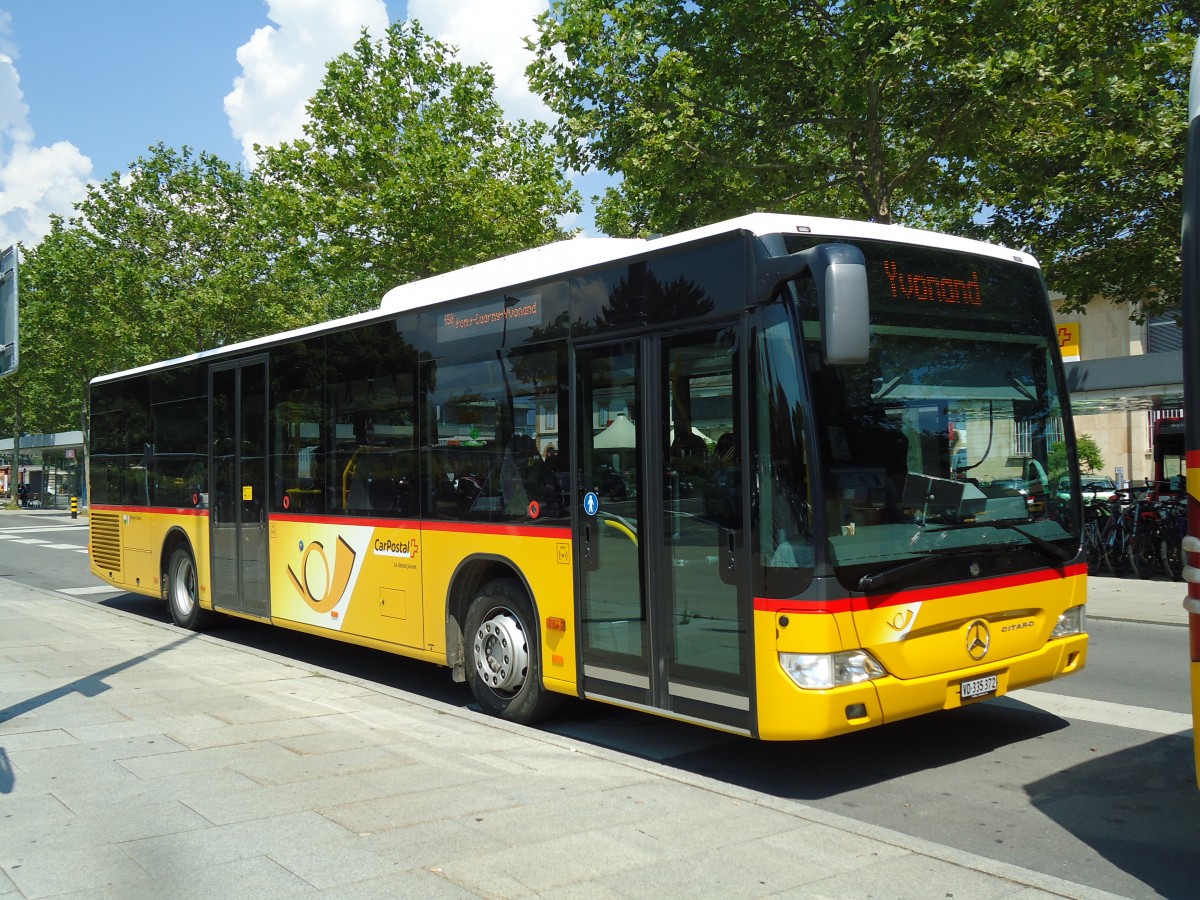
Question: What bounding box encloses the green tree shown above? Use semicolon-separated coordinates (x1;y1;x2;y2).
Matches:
256;20;580;311
76;144;297;357
977;8;1193;317
8;145;306;476
1050;433;1103;479
529;1;1194;316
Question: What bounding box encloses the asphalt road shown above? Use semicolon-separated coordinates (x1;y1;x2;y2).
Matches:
2;509;1197;899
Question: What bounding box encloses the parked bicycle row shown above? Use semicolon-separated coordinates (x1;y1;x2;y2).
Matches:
1082;484;1187;581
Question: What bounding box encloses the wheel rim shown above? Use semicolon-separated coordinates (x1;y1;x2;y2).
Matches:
472;608;529;694
171;556;196;619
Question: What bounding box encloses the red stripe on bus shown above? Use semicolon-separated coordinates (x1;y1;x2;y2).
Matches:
272;512;422;528
753;563;1087;614
89;505;570;539
89;504;207;517
271;512;570;540
421;521;572;540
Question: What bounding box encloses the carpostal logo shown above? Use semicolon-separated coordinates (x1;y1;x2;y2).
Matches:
373;537;419;559
288;536;357;614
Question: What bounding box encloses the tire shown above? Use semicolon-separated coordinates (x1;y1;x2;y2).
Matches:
1084;525;1104;576
1102;530;1122;575
166;546;207;630
1129;529;1157;580
1161;534;1184;582
463;577;563;725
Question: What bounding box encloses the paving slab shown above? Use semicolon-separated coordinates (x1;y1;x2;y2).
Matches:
0;574;1140;900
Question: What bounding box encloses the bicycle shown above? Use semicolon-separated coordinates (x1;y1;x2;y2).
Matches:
1099;492;1136;575
1082;496;1110;576
1126;496;1160;580
1157;497;1188;581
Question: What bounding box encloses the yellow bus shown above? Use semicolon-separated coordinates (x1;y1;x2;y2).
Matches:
88;213;1087;739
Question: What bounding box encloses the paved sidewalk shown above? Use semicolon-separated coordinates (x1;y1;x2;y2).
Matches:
1084;572;1193;628
0;580;1130;900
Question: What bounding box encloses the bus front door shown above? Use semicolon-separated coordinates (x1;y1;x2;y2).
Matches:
575;329;751;735
210;357;270;618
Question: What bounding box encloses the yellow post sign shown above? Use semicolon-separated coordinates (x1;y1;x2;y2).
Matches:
1057;322;1081;361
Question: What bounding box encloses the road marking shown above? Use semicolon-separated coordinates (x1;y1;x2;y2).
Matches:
1001;690;1192;736
0;525;88;534
59;585;126;596
8;537;50;544
43;543;85;550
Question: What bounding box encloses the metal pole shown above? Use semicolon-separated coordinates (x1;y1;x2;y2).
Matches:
1179;37;1200;786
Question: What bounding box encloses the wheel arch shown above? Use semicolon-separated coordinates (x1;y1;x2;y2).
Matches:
444;553;537;683
160;527;196;601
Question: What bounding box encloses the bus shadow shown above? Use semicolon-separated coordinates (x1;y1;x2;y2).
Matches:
98;592;171;621
85;593;1199;895
97;593;471;708
1025;731;1200;899
570;698;1070;799
95;592;1070;799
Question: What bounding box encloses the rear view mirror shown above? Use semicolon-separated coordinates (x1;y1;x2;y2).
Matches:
755;242;869;365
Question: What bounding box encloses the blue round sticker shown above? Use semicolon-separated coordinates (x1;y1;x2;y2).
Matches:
583;491;599;516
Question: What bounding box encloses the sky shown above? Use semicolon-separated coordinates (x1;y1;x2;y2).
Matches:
0;0;607;250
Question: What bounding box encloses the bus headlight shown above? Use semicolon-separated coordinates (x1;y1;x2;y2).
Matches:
1050;604;1086;639
779;650;886;689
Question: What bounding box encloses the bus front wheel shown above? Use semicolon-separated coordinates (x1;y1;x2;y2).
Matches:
464;578;561;725
167;547;206;630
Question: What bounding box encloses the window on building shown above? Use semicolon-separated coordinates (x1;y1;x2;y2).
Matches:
1147;309;1183;353
1015;416;1064;457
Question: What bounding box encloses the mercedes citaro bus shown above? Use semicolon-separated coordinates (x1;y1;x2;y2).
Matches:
89;213;1087;739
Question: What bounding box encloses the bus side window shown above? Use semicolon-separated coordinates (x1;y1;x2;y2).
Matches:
425;348;563;523
757;304;816;583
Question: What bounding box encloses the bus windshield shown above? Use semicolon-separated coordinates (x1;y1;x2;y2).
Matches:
783;237;1079;591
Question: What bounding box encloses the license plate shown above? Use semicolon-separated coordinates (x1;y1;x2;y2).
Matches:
960;673;998;700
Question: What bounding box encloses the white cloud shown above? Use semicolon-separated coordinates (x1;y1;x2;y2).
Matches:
0;13;91;247
224;0;391;167
408;0;552;124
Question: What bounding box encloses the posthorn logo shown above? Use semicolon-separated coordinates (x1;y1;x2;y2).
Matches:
287;536;357;614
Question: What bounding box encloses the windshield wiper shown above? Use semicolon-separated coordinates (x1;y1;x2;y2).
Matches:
934;519;1074;564
856;522;1072;593
991;521;1074;563
857;546;980;593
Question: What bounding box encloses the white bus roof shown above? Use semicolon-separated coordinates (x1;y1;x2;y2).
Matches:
379;212;1039;314
93;213;1037;385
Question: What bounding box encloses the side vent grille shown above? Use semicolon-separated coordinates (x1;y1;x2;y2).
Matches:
90;511;122;574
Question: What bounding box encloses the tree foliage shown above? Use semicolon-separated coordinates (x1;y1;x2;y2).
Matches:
1052;433;1104;476
977;5;1195;316
255;21;580;310
529;0;1196;316
3;146;268;441
8;21;581;442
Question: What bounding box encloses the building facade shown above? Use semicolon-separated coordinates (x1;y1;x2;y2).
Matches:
1054;301;1183;488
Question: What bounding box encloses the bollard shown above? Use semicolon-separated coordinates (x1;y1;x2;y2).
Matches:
70;496;78;519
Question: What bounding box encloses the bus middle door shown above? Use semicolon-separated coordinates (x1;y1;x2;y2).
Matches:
574;327;751;734
210;356;270;618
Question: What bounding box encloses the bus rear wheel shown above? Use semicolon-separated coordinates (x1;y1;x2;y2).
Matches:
464;578;562;725
167;546;207;630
